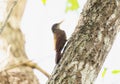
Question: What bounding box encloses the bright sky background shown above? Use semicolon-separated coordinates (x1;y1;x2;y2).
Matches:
1;0;120;84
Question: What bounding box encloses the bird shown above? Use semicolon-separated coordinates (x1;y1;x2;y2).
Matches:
51;21;67;64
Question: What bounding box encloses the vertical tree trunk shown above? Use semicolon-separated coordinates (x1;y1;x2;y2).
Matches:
0;0;39;84
47;0;120;84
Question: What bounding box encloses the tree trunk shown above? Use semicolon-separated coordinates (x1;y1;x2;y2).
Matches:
0;0;39;84
47;0;120;84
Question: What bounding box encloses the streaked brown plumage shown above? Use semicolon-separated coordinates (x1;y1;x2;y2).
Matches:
52;21;67;64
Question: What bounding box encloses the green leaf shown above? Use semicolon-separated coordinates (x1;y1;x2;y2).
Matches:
41;0;46;5
102;68;107;78
66;0;79;12
112;70;120;74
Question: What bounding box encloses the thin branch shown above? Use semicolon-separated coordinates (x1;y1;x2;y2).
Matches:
24;61;50;78
0;0;18;34
0;60;50;78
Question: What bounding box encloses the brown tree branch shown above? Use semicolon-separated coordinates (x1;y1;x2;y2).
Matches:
0;60;50;78
24;60;51;78
0;0;18;33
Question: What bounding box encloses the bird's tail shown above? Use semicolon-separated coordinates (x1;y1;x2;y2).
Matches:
55;52;62;64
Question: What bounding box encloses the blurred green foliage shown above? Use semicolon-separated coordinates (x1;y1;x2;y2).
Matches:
66;0;79;12
41;0;79;12
41;0;47;5
112;70;120;74
102;68;107;78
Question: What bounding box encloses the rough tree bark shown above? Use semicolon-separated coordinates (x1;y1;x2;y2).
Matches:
47;0;120;84
0;0;39;84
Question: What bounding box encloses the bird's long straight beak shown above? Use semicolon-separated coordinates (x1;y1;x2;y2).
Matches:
58;20;64;25
56;20;64;29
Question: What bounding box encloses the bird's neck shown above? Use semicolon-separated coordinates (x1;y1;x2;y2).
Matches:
53;28;61;33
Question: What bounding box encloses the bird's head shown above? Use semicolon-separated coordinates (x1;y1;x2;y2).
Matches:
52;21;63;33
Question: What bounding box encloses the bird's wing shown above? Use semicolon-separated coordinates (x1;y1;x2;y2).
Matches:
55;31;66;52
